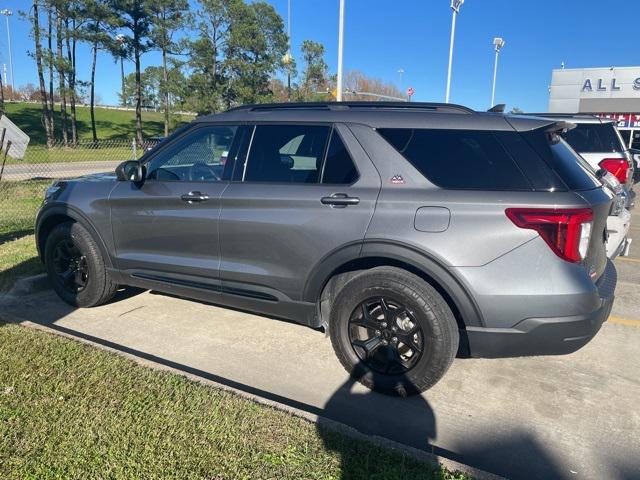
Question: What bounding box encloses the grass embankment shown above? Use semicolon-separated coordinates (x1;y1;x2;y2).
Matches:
2;102;193;164
4;102;193;146
0;306;467;480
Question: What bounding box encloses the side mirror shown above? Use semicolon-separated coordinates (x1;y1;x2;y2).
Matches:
116;160;144;182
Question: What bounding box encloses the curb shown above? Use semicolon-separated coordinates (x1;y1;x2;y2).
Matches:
2;306;504;480
4;273;50;297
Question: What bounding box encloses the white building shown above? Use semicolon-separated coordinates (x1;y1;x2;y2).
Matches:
548;66;640;148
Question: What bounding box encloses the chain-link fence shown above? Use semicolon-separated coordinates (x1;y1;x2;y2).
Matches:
0;139;160;240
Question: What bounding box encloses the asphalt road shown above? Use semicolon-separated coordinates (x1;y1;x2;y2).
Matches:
2;211;639;480
0;161;119;181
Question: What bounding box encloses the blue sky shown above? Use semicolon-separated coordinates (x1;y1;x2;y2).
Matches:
0;0;638;111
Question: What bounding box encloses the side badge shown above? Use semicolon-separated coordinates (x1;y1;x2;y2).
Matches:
391;174;405;185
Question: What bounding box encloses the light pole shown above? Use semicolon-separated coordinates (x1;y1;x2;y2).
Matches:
336;0;345;101
0;9;14;101
284;0;293;101
491;37;505;107
445;0;464;103
397;68;404;91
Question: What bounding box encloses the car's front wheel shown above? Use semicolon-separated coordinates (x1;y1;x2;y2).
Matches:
44;222;117;307
329;266;459;396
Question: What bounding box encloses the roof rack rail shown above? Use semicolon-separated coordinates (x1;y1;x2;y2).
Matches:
520;112;598;118
225;101;475;114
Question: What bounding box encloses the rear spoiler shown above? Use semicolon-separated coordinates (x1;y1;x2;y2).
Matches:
545;121;576;134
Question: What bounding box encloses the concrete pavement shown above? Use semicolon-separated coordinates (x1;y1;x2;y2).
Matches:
1;285;638;480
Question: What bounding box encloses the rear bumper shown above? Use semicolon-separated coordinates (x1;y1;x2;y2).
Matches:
464;260;617;358
626;186;636;209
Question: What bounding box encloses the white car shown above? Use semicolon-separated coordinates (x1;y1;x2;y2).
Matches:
526;114;633;259
600;171;632;258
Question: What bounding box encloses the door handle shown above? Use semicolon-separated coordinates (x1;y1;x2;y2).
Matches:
320;193;360;207
181;191;210;203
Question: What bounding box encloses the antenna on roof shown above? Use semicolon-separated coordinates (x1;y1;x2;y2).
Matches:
487;104;505;113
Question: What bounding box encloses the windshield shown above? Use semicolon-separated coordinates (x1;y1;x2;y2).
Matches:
562;123;624;153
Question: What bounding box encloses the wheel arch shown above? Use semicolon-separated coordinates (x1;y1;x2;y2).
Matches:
36;205;113;269
305;240;484;331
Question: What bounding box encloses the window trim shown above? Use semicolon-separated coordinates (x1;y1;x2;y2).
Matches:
141;123;244;184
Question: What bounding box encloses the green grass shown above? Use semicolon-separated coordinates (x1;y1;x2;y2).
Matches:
0;235;42;292
4;102;194;146
0;180;50;239
0;321;468;480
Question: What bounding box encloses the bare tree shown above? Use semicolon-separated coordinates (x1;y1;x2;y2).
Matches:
344;70;406;101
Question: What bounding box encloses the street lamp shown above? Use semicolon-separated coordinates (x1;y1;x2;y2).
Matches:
336;0;345;101
445;0;463;103
397;68;404;90
284;0;293;101
0;9;14;101
491;37;505;107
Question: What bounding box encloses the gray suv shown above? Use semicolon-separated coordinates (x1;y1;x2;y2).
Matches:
36;102;616;395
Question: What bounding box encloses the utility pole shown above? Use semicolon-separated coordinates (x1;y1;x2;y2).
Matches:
336;0;345;101
0;10;14;101
491;37;505;107
445;0;464;103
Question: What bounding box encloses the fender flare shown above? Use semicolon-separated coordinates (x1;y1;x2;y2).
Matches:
35;204;114;269
303;239;484;328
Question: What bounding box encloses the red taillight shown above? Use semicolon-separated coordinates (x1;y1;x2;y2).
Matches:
599;158;629;184
505;208;593;263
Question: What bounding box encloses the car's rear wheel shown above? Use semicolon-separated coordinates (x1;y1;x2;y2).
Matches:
45;222;117;307
329;266;459;396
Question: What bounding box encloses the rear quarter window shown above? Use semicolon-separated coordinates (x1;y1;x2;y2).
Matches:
521;130;602;191
377;128;531;191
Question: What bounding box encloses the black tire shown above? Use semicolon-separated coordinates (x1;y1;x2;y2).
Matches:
44;222;118;307
329;266;459;396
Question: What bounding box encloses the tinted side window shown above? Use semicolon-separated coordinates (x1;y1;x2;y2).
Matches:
146;125;238;182
243;125;330;183
521;130;601;191
321;130;358;184
378;128;531;190
563;123;623;153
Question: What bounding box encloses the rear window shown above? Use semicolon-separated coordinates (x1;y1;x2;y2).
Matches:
563;123;624;153
377;128;531;190
521;130;601;191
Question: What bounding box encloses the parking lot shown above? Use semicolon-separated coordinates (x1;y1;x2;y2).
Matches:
1;208;639;480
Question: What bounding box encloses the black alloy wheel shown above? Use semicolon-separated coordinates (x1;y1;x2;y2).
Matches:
51;238;89;294
348;297;424;375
